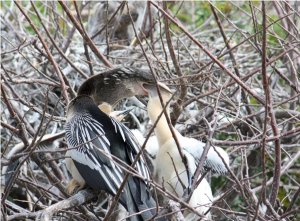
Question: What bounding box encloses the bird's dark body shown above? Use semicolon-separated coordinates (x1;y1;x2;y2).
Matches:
66;96;163;221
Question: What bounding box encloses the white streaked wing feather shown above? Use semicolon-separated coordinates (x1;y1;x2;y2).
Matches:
104;165;121;187
180;136;229;174
66;113;124;194
111;118;150;180
69;148;117;194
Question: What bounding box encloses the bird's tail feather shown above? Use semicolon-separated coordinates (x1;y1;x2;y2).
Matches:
121;176;166;221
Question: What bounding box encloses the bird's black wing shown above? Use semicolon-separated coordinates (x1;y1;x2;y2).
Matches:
109;118;150;180
65;113;124;195
65;112;150;194
109;118;156;220
65;105;164;220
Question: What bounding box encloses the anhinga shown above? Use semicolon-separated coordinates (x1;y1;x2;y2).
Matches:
65;67;158;193
65;67;167;221
143;83;230;218
131;129;214;219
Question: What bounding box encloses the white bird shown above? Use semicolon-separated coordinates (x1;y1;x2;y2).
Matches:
130;129;159;160
143;83;230;219
131;129;213;220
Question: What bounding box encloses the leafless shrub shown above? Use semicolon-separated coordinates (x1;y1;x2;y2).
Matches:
1;1;299;221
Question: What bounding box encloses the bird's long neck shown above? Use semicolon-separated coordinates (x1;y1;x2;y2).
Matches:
147;96;173;146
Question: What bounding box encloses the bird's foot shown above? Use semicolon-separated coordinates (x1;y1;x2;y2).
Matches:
66;179;84;194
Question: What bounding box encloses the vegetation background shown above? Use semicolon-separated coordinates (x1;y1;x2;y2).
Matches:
1;1;299;220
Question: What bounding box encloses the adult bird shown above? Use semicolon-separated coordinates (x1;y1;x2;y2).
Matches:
65;67;167;221
65;95;165;221
66;67;157;194
143;83;230;219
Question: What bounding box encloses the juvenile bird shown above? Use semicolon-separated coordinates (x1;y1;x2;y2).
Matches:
143;83;229;219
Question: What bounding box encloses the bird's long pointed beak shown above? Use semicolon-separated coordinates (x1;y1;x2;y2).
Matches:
109;107;135;122
116;107;134;118
143;82;172;97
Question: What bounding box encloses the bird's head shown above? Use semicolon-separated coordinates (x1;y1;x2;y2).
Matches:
77;67;158;107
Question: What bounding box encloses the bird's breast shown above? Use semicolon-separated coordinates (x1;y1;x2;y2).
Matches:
154;147;189;196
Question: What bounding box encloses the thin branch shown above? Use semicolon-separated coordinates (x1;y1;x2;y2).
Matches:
150;1;265;105
260;2;282;209
58;1;113;68
162;2;187;125
15;1;70;103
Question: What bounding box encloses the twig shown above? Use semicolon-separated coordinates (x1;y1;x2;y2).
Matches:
183;45;296;107
150;1;265;105
210;3;254;118
30;1;77;98
73;1;94;76
260;2;269;218
162;2;187;125
58;1;113;68
167;200;185;221
252;151;300;194
35;189;96;221
260;2;282;210
15;1;70;104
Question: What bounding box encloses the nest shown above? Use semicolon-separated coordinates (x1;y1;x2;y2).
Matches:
1;1;299;221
